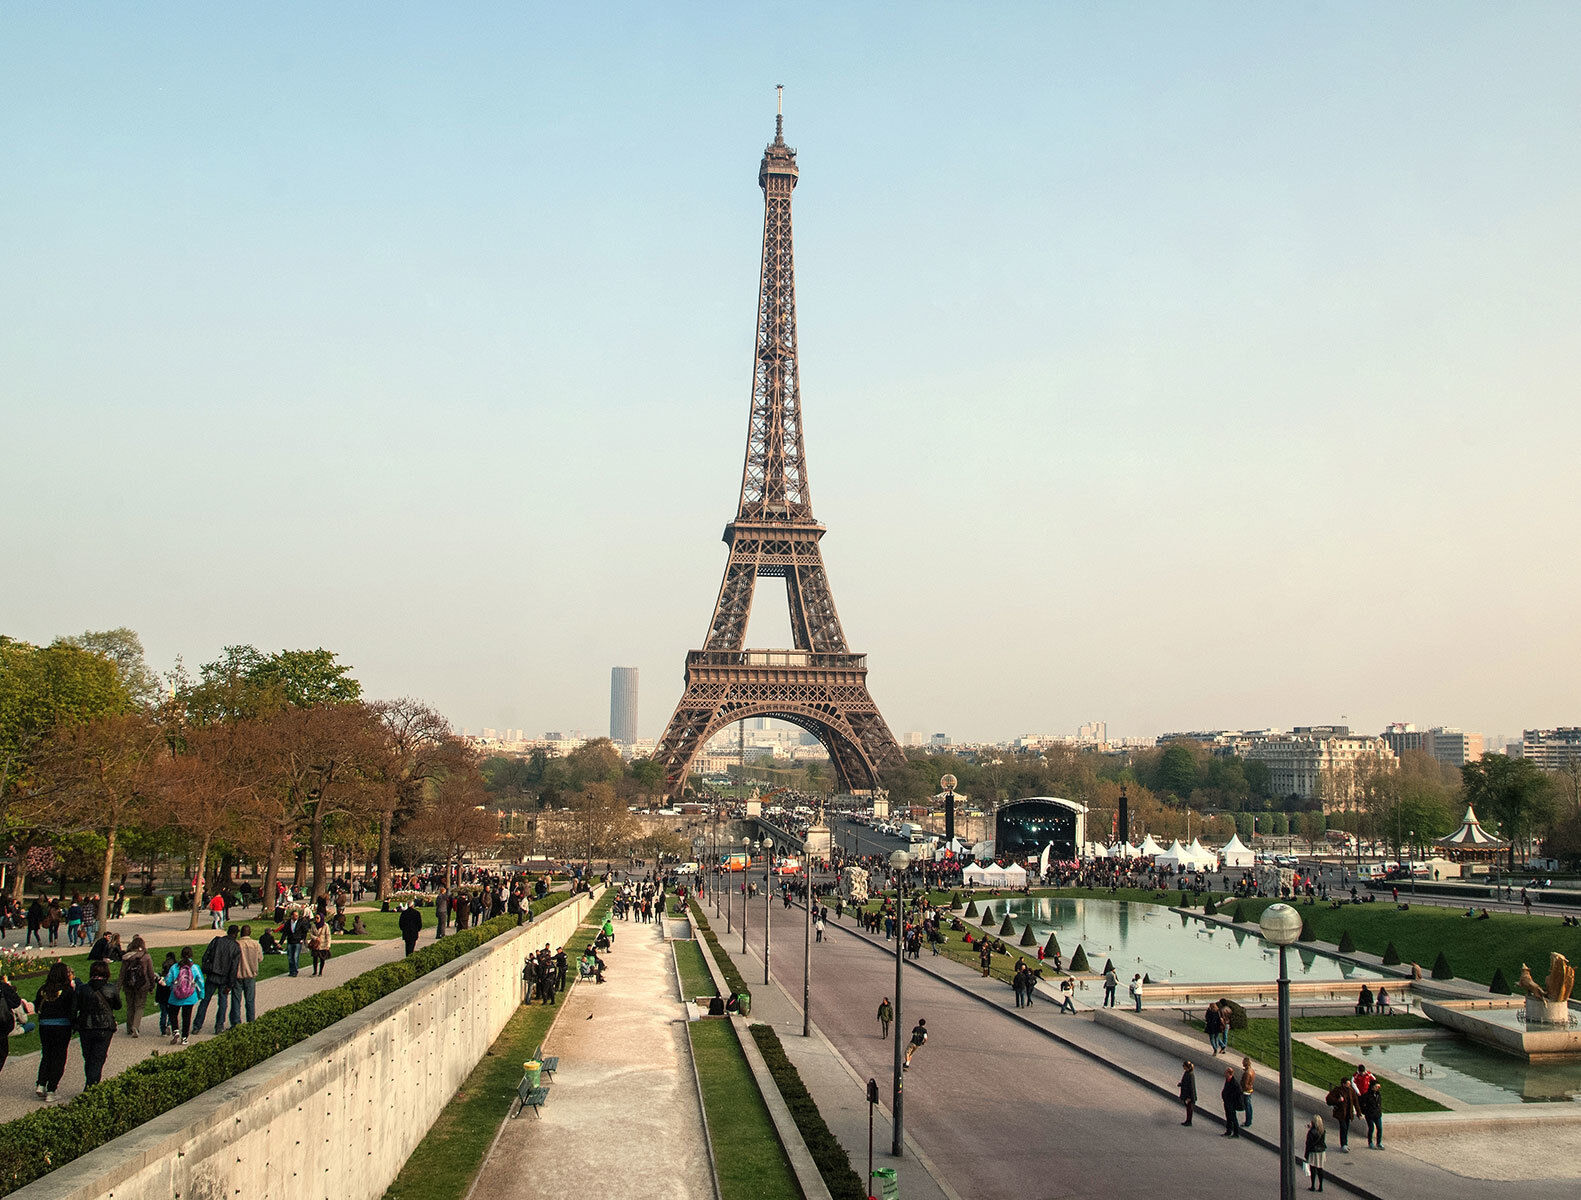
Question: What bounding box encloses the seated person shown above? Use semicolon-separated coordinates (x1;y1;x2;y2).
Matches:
1477;908;1491;920
258;928;284;954
1465;907;1476;918
594;931;611;951
1376;986;1392;1014
1355;984;1374;1015
724;993;741;1014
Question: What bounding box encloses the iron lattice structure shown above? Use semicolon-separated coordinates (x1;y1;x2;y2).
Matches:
654;106;905;798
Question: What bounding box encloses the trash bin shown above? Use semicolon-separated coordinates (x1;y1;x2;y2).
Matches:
871;1166;899;1199
522;1061;542;1089
736;992;752;1017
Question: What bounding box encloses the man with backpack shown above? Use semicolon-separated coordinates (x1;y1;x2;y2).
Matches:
117;935;157;1037
194;925;242;1035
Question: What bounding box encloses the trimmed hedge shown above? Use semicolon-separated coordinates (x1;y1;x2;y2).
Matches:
1382;941;1401;965
949;892;962;910
1337;930;1356;953
1300;918;1316;942
1490;967;1511;994
748;1023;865;1200
0;906;551;1194
1432;950;1454;980
1203;898;1217;916
1069;944;1090;973
964;900;979;918
1018;925;1037;947
689;899;751;1002
998;915;1016;936
1044;933;1061;957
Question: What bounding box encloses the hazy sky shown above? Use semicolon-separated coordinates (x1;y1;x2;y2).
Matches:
3;4;1578;743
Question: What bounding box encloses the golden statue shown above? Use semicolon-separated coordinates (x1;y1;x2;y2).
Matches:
1516;953;1575;1004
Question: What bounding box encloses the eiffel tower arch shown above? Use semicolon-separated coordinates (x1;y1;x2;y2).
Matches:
655;96;905;799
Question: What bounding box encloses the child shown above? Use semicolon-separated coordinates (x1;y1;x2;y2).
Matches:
154;951;177;1036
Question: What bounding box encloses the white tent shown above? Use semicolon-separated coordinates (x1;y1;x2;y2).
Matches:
962;862;995;885
1138;834;1166;857
1219;834;1254;868
1187;838;1220;871
1000;863;1028;885
1082;841;1109;859
1114;841;1141;858
1155;839;1188;869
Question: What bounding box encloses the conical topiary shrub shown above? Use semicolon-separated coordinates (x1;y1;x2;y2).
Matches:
1045;932;1061;958
999;914;1016;936
1069;944;1090;973
1143;973;1153;985
1382;941;1401;965
1432;951;1454;980
1231;902;1247;924
1204;898;1217;916
950;892;962;910
1337;930;1356;954
1019;924;1038;947
1180;891;1190;908
1102;957;1115;977
1300;918;1316;942
964;900;979;918
981;902;995;924
1490;967;1512;994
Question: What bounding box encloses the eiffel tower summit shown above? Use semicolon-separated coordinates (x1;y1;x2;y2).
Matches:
654;92;905;799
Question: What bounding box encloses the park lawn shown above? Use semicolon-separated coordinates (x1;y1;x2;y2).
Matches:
1219;897;1581;990
3;942;373;1057
848;898;1056;985
1191;1014;1448;1114
689;1019;802;1200
674;939;718;1000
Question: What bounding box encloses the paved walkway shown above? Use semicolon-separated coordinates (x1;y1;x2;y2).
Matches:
468;917;712;1200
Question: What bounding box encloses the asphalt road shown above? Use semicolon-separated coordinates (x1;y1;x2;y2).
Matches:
729;863;1281;1200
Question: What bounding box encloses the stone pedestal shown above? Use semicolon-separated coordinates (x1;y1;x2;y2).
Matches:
803;821;832;860
1527;996;1571;1026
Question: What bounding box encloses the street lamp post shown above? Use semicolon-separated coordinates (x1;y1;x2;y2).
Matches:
744;838;756;955
803;835;813;1037
889;849;911;1158
763;835;775;985
1408;829;1416;897
1260;903;1303;1200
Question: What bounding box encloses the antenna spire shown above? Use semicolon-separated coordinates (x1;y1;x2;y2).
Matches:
775;83;784;141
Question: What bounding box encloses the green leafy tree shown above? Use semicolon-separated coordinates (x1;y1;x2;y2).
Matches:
1158;742;1199;799
1463;755;1556;869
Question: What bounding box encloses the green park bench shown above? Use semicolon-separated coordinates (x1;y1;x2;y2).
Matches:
533;1043;559;1079
514;1079;551;1119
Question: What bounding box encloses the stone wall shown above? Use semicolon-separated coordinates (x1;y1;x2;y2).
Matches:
14;890;598;1200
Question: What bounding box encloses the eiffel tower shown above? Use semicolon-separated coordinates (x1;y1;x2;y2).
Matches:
654;94;904;799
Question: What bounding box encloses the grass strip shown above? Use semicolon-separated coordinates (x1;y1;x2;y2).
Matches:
0;898;593;1194
674;938;718;1000
382;889;614;1200
1190;1014;1448;1113
689;899;751;1002
748;1024;864;1200
690;1020;802;1200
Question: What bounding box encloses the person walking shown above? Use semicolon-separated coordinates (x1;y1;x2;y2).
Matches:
195;925;242;1035
0;973;26;1075
398;902;423;956
25;898;44;948
155;951;177;1036
75;960;122;1086
877;998;892;1039
1304;1115;1328;1190
1057;977;1077;1013
208;890;227;930
308;914;333;976
1240;1056;1257;1128
1178;1060;1197;1125
1325;1079;1356;1153
117;935;156;1038
434;888;449;937
1103;964;1119;1007
903;1018;927;1070
1360;1077;1384;1149
1220;1066;1243;1136
236;925;262;1023
283;909;309;977
164;946;205;1045
1205;1000;1224;1055
33;963;77;1101
1130;974;1144;1012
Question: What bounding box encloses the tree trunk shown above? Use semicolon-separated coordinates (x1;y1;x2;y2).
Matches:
98;825;118;929
377;809;394;900
188;834;212;931
310;807;328;899
292;847;307;889
261;836;282;914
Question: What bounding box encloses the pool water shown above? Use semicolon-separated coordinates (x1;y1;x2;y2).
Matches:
995;898;1377;984
1348;1036;1581;1105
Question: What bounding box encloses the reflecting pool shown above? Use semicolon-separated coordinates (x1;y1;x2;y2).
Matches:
1348;1036;1581;1105
994;898;1378;984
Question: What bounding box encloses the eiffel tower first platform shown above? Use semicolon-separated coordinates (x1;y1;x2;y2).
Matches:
654;96;905;799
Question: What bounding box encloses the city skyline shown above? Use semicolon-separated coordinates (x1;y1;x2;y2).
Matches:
4;7;1579;743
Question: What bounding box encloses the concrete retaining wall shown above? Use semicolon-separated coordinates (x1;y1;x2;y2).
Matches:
14;890;598;1200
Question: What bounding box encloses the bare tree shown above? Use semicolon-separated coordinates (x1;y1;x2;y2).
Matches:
369;699;467;899
402;771;498;887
